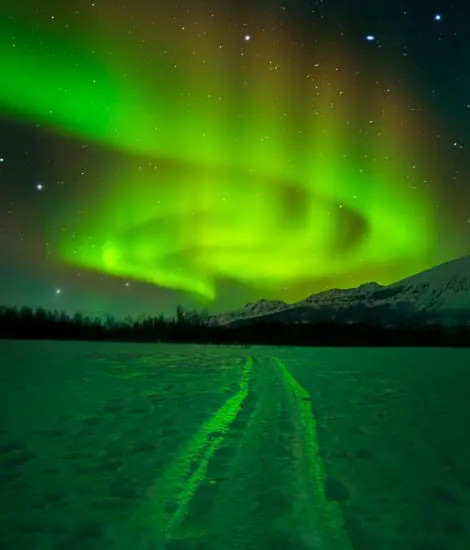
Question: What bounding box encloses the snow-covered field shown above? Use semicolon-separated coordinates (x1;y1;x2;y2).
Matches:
1;341;470;549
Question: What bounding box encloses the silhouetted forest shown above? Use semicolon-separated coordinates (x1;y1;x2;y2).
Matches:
0;305;469;346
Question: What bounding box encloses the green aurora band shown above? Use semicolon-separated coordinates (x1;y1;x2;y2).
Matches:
0;12;451;302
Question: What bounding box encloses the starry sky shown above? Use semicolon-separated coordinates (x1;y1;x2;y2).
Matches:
1;0;469;319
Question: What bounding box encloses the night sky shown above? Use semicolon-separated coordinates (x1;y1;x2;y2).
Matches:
1;0;469;319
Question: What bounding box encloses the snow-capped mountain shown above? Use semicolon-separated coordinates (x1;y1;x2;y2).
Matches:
213;256;470;327
212;299;287;326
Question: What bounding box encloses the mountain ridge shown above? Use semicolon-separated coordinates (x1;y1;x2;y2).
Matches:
212;256;470;327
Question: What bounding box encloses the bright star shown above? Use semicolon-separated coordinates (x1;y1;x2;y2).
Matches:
55;288;62;295
0;157;4;163
365;35;376;41
36;183;43;190
244;34;251;41
434;14;442;21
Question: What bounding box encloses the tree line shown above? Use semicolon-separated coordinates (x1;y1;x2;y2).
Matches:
0;304;469;346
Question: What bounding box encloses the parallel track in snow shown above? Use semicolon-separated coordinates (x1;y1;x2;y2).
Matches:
124;356;352;550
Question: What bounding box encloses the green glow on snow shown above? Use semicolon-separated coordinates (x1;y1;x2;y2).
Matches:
276;358;353;549
137;357;252;538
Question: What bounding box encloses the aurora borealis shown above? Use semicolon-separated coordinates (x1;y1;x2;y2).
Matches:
1;1;470;317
